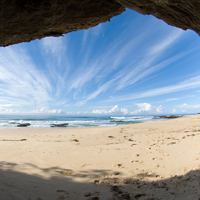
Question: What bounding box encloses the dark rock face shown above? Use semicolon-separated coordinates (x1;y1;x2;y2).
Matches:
0;0;200;47
117;0;200;35
0;0;125;46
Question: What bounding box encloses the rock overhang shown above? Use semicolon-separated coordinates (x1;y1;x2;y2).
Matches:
0;0;200;47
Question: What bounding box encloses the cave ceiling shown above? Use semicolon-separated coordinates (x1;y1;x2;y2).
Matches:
0;0;199;47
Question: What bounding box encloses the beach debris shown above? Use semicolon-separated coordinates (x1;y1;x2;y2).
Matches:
163;153;169;156
86;197;99;200
57;194;69;200
134;193;146;199
121;193;131;199
131;160;139;163
110;186;131;200
60;169;75;175
56;189;70;196
94;179;100;184
114;172;121;176
131;144;137;146
123;178;133;184
117;163;123;167
17;123;31;127
2;139;27;141
108;136;114;138
84;192;99;197
155;182;167;188
111;185;120;192
168;142;176;145
84;192;92;197
72;139;79;142
50;123;68;127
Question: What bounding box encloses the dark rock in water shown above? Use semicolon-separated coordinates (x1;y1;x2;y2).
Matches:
158;115;181;119
17;123;31;127
110;120;124;122
50;123;68;127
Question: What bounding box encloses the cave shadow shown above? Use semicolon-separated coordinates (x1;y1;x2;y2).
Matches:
0;161;200;200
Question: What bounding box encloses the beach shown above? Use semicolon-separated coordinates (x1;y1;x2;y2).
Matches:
0;114;200;200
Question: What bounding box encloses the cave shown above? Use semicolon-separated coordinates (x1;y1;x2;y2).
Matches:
1;0;200;47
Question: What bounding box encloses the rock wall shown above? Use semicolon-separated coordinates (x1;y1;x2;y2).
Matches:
117;0;200;34
0;0;125;46
0;0;200;46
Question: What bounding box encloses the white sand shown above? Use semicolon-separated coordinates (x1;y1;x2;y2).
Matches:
0;115;200;200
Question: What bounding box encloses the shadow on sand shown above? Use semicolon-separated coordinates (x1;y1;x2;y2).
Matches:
0;161;200;200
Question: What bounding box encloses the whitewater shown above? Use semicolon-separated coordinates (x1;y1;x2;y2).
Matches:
0;115;160;128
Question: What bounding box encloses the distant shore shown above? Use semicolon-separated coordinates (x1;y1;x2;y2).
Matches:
0;114;200;199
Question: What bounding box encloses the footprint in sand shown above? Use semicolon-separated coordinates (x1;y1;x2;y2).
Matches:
60;169;75;175
84;191;100;198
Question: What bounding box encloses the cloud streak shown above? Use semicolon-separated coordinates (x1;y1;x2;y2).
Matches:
0;9;199;115
106;74;200;102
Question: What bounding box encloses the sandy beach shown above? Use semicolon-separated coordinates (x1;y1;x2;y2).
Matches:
0;115;200;200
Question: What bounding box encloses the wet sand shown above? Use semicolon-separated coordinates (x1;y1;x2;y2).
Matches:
0;114;200;200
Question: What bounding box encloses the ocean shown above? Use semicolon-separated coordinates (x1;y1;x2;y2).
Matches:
0;115;161;129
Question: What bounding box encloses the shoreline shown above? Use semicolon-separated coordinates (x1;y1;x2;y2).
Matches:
0;114;180;129
0;116;178;130
0;114;200;199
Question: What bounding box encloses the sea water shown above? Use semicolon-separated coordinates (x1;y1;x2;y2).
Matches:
0;115;159;129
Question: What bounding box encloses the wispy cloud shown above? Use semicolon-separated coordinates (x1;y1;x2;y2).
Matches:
106;74;200;102
31;107;64;114
0;46;52;108
146;29;183;57
67;17;186;105
0;104;13;107
161;98;179;102
41;36;65;59
178;103;200;109
114;29;184;90
0;9;199;114
77;78;116;106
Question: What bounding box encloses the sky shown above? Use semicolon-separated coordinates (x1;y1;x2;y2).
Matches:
0;9;200;115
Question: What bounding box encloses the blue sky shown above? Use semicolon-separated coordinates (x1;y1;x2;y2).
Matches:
0;9;200;115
